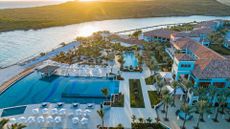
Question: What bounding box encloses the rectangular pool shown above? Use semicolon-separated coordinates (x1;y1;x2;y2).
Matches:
123;52;138;67
0;72;119;109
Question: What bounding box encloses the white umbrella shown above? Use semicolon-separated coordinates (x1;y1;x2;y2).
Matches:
46;116;54;123
32;108;39;115
75;109;82;116
9;118;16;123
42;108;49;115
72;117;79;124
81;117;88;125
27;116;35;124
84;109;91;114
54;116;62;123
51;108;58;115
59;108;66;115
37;116;45;123
18;117;26;123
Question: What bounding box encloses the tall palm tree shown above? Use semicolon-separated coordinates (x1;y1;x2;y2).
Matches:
97;109;105;128
101;88;109;101
171;80;179;107
8;123;26;129
208;86;216;107
180;103;193;129
0;119;9;129
162;94;173;121
194;100;208;129
182;79;193;103
131;115;136;123
212;93;227;122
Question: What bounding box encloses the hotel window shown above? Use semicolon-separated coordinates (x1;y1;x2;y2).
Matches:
213;82;225;88
181;64;191;68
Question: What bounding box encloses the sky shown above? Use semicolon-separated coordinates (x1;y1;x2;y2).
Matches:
0;0;71;1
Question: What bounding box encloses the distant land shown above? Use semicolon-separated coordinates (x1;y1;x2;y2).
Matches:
0;0;230;32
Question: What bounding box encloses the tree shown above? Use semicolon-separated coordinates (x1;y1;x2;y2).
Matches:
8;123;26;129
182;79;193;103
101;88;109;101
171;81;179;107
115;123;124;129
180;103;193;129
97;108;105;128
212;93;227;122
146;117;152;124
208;86;216;107
0;119;9;129
194;100;208;129
131;115;136;123
162;94;173;121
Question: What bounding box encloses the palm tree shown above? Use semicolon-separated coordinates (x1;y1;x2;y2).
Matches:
131;114;136;123
171;80;178;107
101;88;109;101
8;123;26;129
162;94;173;121
208;86;216;107
146;117;152;124
180;103;193;129
0;119;9;129
138;117;144;123
194;100;208;129
97;108;105;128
212;93;227;122
115;123;124;129
182;79;193;103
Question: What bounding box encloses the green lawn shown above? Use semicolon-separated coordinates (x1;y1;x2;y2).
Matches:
0;0;230;32
129;79;145;108
210;44;230;55
148;91;161;108
145;75;156;85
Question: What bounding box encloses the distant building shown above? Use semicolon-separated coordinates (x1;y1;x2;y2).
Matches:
143;29;174;43
194;19;224;31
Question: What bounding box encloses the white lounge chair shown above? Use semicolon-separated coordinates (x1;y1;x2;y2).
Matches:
42;108;49;115
81;117;88;125
32;108;39;115
51;108;58;115
54;116;62;124
46;116;54;123
59;108;66;115
18;117;26;123
27;116;35;124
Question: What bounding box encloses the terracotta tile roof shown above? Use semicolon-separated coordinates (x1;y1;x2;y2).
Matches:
192;59;230;79
172;27;213;38
173;38;230;79
175;53;195;61
173;38;224;60
144;29;174;39
194;20;221;29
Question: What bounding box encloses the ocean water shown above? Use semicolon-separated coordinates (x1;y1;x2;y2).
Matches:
0;16;230;67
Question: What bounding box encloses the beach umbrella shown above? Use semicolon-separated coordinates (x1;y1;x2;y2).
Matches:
27;116;35;124
18;117;26;123
51;108;58;115
46;116;54;123
42;108;49;114
81;117;88;125
9;118;16;123
72;117;80;124
32;108;39;115
59;108;66;115
37;116;45;123
54;116;62;123
41;102;48;108
57;102;64;107
84;109;91;116
75;109;82;116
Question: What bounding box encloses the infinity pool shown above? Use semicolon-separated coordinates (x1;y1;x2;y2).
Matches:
123;52;138;67
0;72;119;109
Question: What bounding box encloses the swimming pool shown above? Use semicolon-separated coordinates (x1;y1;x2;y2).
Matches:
0;72;119;109
123;52;138;67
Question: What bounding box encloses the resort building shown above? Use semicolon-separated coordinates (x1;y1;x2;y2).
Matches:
194;19;224;31
170;27;213;47
171;38;230;88
142;29;174;43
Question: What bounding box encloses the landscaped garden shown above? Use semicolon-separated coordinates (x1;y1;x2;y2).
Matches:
145;75;156;85
111;93;124;107
148;91;161;108
129;79;145;108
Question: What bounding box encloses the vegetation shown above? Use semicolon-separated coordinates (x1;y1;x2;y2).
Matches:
129;79;145;108
111;93;124;107
101;88;109;101
0;119;26;129
97;108;105;128
1;0;230;32
209;44;230;55
148;91;161;108
168;23;195;31
180;103;194;129
145;75;156;85
131;115;166;129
